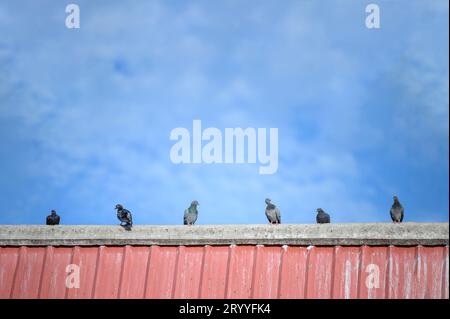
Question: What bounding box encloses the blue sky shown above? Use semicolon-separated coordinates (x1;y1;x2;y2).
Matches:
0;0;448;225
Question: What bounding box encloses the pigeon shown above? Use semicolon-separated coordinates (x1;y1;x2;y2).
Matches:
115;204;133;230
184;200;199;225
316;208;330;224
46;210;60;225
390;196;404;223
265;198;281;224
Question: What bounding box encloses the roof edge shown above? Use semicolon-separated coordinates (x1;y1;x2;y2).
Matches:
0;223;448;246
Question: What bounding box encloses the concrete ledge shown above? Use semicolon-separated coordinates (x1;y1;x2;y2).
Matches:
0;223;448;246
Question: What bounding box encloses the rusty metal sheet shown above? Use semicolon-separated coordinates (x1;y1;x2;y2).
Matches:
118;246;151;299
359;246;389;299
306;247;334;298
0;247;20;298
67;246;98;299
226;246;256;298
388;246;417;299
38;247;73;298
252;246;282;298
332;246;361;299
11;247;46;298
0;245;448;299
415;246;446;298
199;246;229;298
278;246;308;299
173;246;204;298
444;246;449;299
92;246;124;299
144;246;178;298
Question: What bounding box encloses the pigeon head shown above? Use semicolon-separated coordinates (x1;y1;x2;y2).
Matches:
265;198;271;205
393;196;399;203
317;208;324;213
51;210;57;215
191;200;199;207
115;204;123;210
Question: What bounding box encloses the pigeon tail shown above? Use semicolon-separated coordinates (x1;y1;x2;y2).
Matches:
121;223;132;231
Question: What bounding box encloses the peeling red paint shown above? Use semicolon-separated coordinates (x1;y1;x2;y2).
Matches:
0;245;448;299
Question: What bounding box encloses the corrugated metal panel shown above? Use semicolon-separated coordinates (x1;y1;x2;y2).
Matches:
146;246;177;298
173;246;204;298
119;246;151;299
333;246;360;299
11;247;46;298
252;246;282;298
0;245;448;299
359;246;389;299
39;247;73;298
278;246;308;298
227;245;255;298
67;246;98;299
200;246;228;298
0;247;20;298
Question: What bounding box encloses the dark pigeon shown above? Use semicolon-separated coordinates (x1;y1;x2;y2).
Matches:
115;204;133;230
46;210;60;225
265;198;281;224
390;196;404;223
184;200;199;225
316;208;330;224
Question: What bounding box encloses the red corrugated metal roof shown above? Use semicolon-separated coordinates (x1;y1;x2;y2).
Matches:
0;245;448;299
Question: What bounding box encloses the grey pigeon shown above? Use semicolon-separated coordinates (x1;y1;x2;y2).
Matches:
115;204;133;230
265;198;281;224
390;196;404;223
316;208;330;224
46;210;60;225
184;200;199;225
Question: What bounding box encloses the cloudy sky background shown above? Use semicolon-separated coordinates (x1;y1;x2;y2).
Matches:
0;0;448;225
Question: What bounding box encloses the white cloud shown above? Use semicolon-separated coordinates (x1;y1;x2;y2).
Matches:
0;0;447;224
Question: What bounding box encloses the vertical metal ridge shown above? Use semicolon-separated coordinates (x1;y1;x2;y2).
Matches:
171;245;182;299
250;245;259;298
330;246;337;299
413;246;420;299
142;246;153;299
441;246;448;299
385;245;392;299
91;246;103;299
37;246;52;299
356;245;363;299
197;245;207;298
303;246;312;298
414;246;420;275
223;245;233;299
276;246;286;299
9;246;25;299
418;246;429;299
64;246;76;299
117;245;128;299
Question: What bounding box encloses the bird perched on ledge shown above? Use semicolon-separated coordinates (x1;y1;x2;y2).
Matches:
115;204;133;230
390;196;404;223
46;210;60;225
265;198;281;224
316;208;330;224
184;200;199;225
